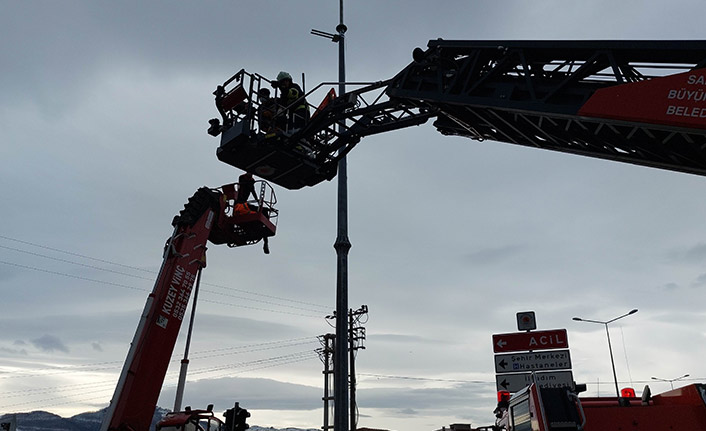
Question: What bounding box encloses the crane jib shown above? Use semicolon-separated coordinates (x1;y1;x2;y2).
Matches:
210;40;706;190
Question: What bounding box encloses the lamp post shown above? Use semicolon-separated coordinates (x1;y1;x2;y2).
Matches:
312;2;349;430
651;374;689;390
573;308;638;399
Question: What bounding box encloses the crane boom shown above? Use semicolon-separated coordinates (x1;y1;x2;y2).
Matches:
101;183;277;431
209;40;706;189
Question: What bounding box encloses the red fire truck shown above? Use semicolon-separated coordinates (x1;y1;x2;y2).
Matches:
493;382;706;430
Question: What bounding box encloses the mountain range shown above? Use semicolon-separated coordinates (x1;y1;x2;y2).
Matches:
0;408;317;431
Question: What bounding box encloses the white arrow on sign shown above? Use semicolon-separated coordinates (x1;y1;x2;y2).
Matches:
496;339;507;349
494;350;571;374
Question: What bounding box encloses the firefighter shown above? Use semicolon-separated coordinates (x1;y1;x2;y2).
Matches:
273;71;309;131
257;87;279;134
235;172;270;254
236;172;257;205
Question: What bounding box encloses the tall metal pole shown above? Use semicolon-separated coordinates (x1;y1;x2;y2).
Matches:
333;1;350;430
173;266;203;411
604;323;620;399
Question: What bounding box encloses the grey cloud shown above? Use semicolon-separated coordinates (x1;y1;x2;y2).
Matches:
668;243;706;265
31;334;69;353
662;282;680;291
464;245;526;265
358;383;495;412
369;333;446;345
0;347;28;355
5;0;706;428
0;263;25;283
158;377;320;412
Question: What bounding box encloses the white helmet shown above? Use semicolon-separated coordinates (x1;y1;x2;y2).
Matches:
276;71;292;82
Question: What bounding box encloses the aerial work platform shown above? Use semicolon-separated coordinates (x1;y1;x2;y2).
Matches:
208;40;706;189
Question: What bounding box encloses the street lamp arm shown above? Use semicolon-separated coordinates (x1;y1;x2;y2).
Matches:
573;317;606;325
607;309;639;324
572;308;638;400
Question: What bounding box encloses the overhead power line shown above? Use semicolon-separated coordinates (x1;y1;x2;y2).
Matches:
0;259;145;292
0;337;320;379
0;235;331;313
358;373;491;384
0;258;323;317
0;234;153;273
0;350;319;412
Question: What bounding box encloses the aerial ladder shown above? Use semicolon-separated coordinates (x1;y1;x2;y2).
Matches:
100;181;276;431
203;39;706;431
207;39;706;190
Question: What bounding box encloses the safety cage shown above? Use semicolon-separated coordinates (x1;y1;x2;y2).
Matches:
209;180;278;248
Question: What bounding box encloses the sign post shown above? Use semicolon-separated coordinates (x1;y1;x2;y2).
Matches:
492;323;573;393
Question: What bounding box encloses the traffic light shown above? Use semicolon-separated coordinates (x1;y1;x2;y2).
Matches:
224;402;250;431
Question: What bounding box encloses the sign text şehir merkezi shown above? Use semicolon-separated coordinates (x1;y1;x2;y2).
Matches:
494;349;571;374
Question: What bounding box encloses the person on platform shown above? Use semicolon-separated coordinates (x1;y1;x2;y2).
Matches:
236;172;270;254
272;71;309;132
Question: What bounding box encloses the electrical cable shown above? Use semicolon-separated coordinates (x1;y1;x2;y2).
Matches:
0;235;331;312
0;234;153;274
358;373;490;384
0;337;320;379
0;258;323;317
0;351;319;412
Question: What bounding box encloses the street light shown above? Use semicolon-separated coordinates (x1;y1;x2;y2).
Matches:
651;374;690;390
573;308;638;399
313;3;350;430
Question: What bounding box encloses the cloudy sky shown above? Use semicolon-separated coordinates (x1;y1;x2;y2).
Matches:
2;1;706;430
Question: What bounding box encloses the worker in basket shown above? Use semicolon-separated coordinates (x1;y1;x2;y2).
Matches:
257;87;280;134
235;172;270;254
272;71;309;132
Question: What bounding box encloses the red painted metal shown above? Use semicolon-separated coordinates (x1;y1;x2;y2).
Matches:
579;68;706;130
492;329;569;353
105;213;213;431
580;385;706;430
102;183;276;431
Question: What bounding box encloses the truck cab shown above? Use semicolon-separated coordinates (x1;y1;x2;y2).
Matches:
495;384;584;431
156;407;225;431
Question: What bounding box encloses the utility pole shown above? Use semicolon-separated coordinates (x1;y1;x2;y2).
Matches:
317;334;336;431
348;305;367;431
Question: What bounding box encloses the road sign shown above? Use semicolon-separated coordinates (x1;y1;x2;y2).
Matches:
516;311;536;331
492;329;568;353
494;350;571;374
495;371;574;392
